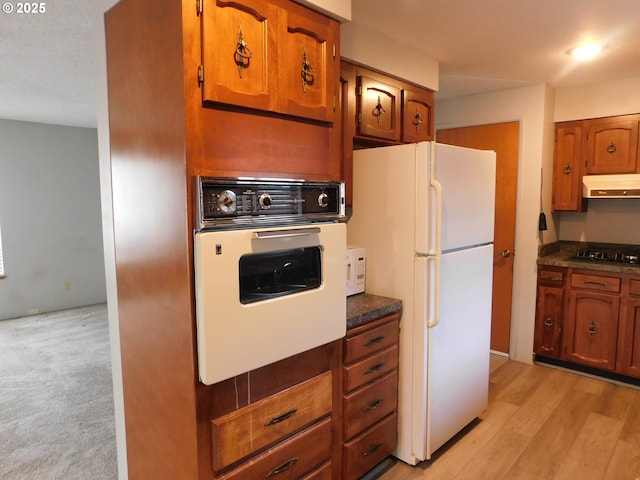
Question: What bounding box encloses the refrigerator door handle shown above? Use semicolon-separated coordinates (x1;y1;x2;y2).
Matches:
426;255;440;328
430;143;443;255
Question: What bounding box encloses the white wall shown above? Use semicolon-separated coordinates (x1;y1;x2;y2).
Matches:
436;84;556;364
554;75;640;243
0;120;106;320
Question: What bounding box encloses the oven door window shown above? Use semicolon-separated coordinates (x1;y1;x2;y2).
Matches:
239;247;322;304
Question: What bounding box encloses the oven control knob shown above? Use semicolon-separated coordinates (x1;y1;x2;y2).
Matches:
259;193;272;210
217;190;237;214
318;192;329;208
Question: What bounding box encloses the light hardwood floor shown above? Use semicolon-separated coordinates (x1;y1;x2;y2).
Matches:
381;355;640;480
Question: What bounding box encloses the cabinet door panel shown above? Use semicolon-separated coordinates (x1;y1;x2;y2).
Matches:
202;0;278;111
552;123;584;211
585;117;639;174
279;10;336;122
617;298;640;378
356;76;401;142
534;286;564;358
402;88;434;143
564;291;620;370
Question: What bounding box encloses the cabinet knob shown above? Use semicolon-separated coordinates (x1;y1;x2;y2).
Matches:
372;96;386;125
544;317;554;327
266;458;298;477
607;139;617;156
413;108;424;132
563;163;572;175
587;321;597;336
234;26;253;78
301;48;315;93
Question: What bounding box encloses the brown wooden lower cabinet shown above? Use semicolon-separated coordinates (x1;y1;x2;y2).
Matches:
534;265;640;380
342;313;400;479
534;266;565;358
617;279;640;376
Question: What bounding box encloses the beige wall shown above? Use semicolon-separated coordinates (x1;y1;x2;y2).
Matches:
555;75;640;121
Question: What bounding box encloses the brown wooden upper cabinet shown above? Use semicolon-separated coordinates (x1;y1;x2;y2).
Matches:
342;60;435;146
401;87;434;143
201;0;338;123
552;122;585;212
278;9;336;122
356;75;401;142
552;113;640;212
585;116;640;174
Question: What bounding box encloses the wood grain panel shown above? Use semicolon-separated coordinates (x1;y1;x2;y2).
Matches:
105;1;200;478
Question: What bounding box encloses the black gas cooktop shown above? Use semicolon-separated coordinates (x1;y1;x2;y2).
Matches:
569;246;640;266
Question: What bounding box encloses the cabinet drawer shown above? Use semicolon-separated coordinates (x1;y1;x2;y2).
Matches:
219;418;332;480
212;371;332;470
571;272;621;293
345;320;399;363
344;345;398;392
343;413;397;480
630;279;640;297
343;371;398;439
538;268;564;286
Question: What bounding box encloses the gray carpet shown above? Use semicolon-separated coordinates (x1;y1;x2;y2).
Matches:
0;304;117;479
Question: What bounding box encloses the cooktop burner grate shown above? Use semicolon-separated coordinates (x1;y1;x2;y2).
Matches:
570;246;640;265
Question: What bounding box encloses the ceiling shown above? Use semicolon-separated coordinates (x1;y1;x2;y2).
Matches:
1;0;640;128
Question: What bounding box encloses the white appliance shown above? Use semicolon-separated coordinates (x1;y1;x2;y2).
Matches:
347;142;496;464
346;245;366;296
194;178;347;386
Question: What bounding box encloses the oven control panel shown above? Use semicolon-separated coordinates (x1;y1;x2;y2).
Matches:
196;177;345;230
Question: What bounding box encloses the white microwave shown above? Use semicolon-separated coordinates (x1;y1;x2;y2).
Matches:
346;246;366;296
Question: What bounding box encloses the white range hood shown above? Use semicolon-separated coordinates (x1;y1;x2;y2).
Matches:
583;174;640;198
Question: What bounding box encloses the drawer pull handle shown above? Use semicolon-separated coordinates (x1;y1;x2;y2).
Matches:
541;276;561;282
363;443;383;457
364;363;385;375
588;322;597;336
544;317;554;327
363;399;383;412
364;336;385;347
265;408;297;427
266;457;298;477
584;280;608;287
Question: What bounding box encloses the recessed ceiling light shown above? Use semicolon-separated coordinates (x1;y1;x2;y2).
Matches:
568;43;604;61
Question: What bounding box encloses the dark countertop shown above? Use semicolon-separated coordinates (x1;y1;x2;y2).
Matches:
538;241;640;275
346;293;402;330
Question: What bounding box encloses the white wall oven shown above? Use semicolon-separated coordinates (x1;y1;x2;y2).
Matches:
194;177;347;385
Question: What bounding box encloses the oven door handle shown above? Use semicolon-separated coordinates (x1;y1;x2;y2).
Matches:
253;227;321;239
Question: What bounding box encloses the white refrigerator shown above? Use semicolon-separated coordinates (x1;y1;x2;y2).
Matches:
347;141;496;465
